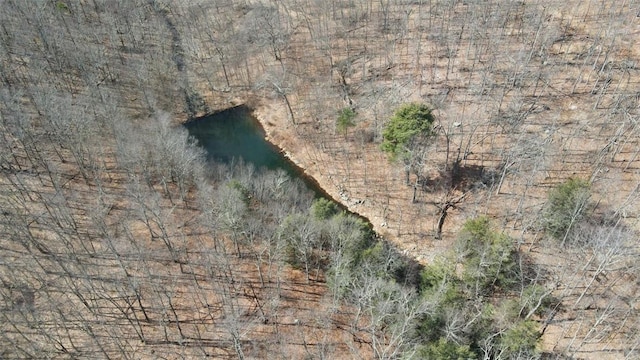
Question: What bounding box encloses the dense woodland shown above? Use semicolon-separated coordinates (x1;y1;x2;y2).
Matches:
1;0;639;359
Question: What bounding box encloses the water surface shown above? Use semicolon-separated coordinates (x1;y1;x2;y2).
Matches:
185;106;291;170
185;106;327;198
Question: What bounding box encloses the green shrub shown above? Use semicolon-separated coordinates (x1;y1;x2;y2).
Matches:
542;178;591;244
361;242;386;271
419;258;458;296
311;197;340;220
381;103;435;161
333;213;374;256
417;338;477;360
520;284;556;318
336;107;356;136
460;216;493;243
56;1;70;12
417;312;446;343
467;303;496;346
360;241;412;283
499;320;540;357
457;217;520;294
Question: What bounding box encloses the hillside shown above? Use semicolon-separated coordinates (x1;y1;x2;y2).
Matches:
1;0;639;359
246;1;640;357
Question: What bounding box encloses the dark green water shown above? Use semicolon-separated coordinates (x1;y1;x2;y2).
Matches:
184;106;327;198
185;106;290;170
186;107;407;261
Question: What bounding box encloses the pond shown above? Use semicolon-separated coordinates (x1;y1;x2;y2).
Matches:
184;105;329;199
185;105;421;279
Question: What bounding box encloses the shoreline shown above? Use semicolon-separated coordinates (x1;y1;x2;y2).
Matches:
250;102;418;260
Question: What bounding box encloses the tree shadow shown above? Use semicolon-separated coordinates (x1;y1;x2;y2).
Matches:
420;162;500;193
450;162;499;191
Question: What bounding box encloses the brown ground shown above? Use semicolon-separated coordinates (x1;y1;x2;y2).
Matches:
2;0;639;357
0;144;373;359
212;1;640;357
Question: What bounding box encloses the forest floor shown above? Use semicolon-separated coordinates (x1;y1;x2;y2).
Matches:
237;1;640;356
1;0;638;357
251;92;640;359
